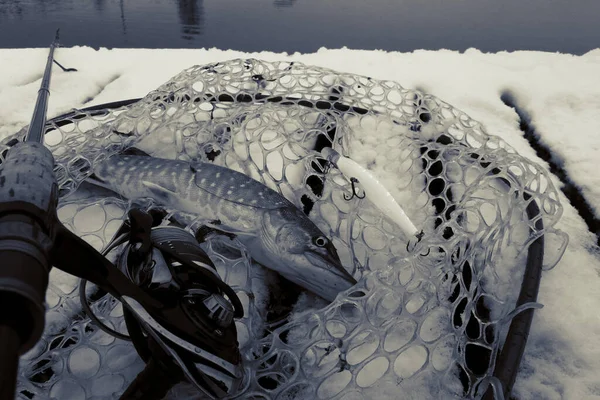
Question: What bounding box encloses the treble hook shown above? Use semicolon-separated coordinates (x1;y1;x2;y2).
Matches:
344;177;366;201
406;230;430;256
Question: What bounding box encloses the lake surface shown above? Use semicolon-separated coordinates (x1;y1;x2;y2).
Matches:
0;0;598;54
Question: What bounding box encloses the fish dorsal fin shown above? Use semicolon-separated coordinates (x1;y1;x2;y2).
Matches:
190;161;292;210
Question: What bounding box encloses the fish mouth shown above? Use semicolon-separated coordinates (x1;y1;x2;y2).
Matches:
305;252;357;287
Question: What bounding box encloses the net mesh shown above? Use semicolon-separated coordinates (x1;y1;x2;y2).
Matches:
3;59;568;400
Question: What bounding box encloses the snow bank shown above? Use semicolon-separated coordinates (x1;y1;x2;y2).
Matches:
1;47;599;399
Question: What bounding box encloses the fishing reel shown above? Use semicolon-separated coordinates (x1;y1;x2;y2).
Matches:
82;208;245;399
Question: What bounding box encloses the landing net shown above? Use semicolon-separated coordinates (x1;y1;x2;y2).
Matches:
3;59;568;400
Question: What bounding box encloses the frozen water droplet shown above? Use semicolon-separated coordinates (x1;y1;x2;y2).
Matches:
419;307;450;343
356;357;389;388
106;345;139;370
301;341;341;378
338;303;361;323
105;219;124;239
50;380;85;400
57;203;79;222
405;293;427;314
276;382;314;400
384;319;417;353
22;338;48;361
362;226;387;251
236;321;249;348
49;268;79;295
367;289;402;326
397;262;414;286
325;320;347;338
45;288;60;308
89;323;116;346
45;311;69;336
266;151;284;180
347;331;379;365
431;334;456;372
317;370;351;399
109;302;124;318
393;345;427;379
226;263;249;288
74;204;106;233
68;347;100;379
80;234;104;252
91;374;125;397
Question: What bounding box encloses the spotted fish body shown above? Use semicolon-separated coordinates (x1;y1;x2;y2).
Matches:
93;155;357;302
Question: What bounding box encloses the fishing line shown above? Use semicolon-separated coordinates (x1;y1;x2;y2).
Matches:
79;233;132;342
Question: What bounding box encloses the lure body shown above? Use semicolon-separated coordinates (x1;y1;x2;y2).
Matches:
322;147;420;239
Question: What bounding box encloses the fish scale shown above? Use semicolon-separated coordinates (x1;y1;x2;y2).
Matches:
190;162;291;209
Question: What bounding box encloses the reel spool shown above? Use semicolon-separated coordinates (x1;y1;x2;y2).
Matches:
85;208;245;400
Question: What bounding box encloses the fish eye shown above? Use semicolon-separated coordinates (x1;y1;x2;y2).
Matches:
313;236;328;247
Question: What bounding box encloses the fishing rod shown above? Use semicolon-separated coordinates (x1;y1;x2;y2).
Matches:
0;32;244;400
0;29;63;399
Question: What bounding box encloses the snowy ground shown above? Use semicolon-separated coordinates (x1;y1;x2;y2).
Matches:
1;47;600;400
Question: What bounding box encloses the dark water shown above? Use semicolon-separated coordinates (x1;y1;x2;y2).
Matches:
0;0;598;54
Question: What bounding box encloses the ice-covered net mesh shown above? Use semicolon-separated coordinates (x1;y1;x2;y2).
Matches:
2;59;569;400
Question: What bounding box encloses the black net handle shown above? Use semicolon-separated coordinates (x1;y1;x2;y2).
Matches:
483;195;544;399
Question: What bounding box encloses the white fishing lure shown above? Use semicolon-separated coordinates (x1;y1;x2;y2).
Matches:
321;147;421;241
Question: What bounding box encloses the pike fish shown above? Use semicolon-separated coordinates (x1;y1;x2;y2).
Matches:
91;154;357;302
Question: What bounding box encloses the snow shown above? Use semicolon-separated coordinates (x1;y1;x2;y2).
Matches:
1;47;600;400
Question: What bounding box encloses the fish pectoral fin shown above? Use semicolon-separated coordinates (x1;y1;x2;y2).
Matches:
85;173;114;191
141;180;181;204
196;224;237;243
203;221;256;237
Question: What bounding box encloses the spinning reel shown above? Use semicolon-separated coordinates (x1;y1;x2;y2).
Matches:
82;208;246;399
